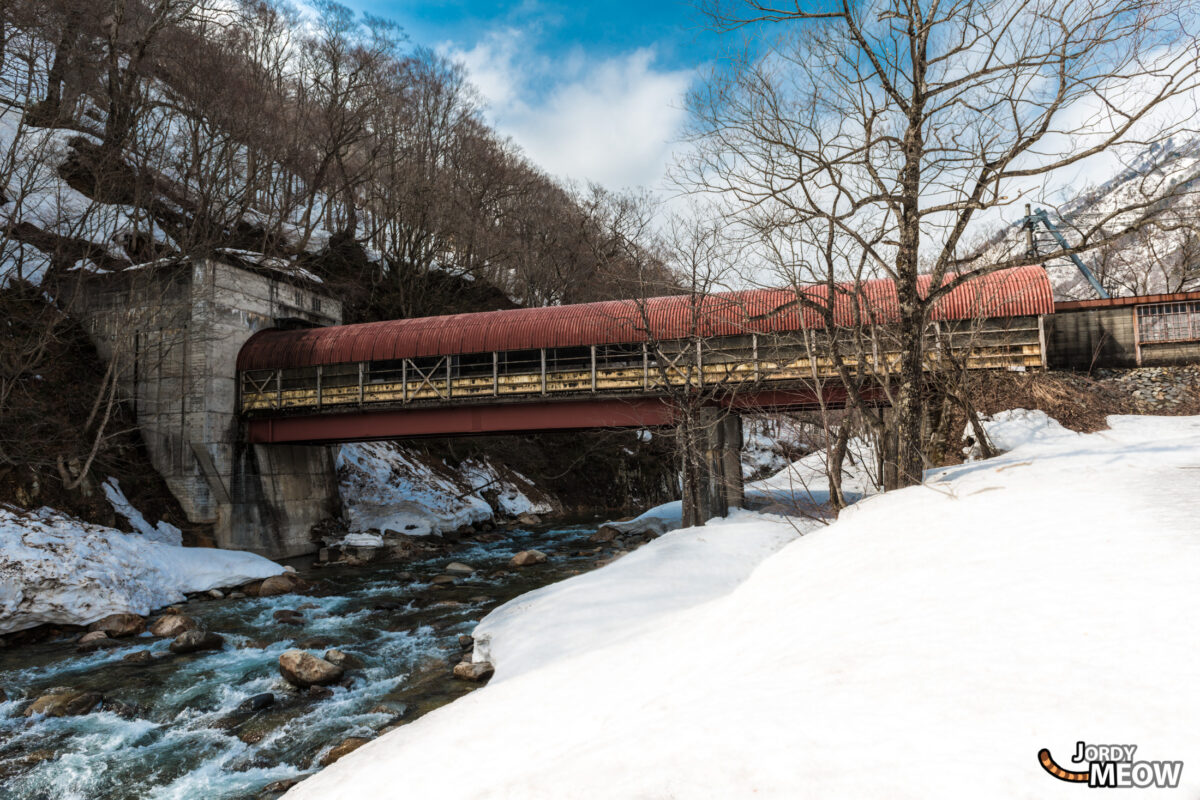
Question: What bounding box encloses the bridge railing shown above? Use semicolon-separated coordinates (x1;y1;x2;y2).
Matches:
239;316;1045;415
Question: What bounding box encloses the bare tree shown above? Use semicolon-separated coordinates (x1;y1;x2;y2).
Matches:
685;0;1200;488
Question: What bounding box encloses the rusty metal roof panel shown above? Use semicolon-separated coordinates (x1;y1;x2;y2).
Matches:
237;266;1054;371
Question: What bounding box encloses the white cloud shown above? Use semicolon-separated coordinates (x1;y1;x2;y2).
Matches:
443;29;694;191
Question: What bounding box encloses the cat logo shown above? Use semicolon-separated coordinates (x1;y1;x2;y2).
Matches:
1039;742;1184;789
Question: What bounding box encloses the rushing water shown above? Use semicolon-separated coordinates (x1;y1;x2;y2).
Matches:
0;523;604;800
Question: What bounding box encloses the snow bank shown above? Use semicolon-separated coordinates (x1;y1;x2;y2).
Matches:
336;442;493;537
0;506;284;634
747;433;880;506
285;413;1200;799
967;407;1075;458
739;416;807;479
459;459;553;519
473;511;803;681
595;500;682;538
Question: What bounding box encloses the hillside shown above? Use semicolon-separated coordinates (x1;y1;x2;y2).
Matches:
0;0;678;528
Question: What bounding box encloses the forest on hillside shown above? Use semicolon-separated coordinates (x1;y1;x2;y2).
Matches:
0;0;679;526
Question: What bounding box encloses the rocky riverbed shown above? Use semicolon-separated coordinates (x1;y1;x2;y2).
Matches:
0;521;647;799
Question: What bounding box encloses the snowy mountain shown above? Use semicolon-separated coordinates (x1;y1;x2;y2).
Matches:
983;136;1200;300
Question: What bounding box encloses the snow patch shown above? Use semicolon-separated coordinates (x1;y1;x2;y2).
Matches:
0;505;283;635
102;477;182;546
967;408;1076;459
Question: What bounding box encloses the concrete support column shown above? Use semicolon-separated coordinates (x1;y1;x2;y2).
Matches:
683;407;745;527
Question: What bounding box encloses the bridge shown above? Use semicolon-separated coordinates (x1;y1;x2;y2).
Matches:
237;266;1053;522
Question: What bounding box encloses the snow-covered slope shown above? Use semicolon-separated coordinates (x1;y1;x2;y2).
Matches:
285;412;1200;799
0;505;284;635
985;135;1200;299
472;512;804;682
336;442;554;541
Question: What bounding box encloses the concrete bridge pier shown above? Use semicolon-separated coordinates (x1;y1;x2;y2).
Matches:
684;408;745;527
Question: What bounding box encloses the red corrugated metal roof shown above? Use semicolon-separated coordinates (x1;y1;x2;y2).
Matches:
237;266;1053;371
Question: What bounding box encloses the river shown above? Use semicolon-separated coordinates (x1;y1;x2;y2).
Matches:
0;522;608;799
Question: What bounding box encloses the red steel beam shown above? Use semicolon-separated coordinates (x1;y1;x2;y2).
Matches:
246;397;678;444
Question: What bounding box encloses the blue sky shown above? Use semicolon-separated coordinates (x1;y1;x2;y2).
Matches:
348;0;727;190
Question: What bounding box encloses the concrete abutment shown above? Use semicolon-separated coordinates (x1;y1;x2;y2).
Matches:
69;258;342;559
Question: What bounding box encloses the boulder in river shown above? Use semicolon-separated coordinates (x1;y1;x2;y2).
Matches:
590;526;619;543
238;693;275;712
278;650;344;688
0;687;7;702
149;614;198;638
169;630;225;654
430;574;457;585
452;661;495;682
293;637;332;650
87;613;145;637
259;778;300;798
207;589;224;599
77;633;124;653
259;573;303;597
273;609;305;625
319;736;370;766
122;650;157;665
509;549;548;567
445;562;476;575
24;688;103;717
323;649;364;669
516;512;542;526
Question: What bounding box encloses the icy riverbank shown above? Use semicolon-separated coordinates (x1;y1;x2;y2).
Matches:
284;413;1200;799
0;506;284;635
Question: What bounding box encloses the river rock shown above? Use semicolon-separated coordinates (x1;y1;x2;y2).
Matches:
0;688;7;702
149;614;198;638
323;649;364;669
169;630;225;654
430;574;457;585
445;562;476;575
259;573;302;597
457;634;474;648
87;613;145;638
517;512;542;526
122;650;157;665
319;736;370;766
293;637;332;650
307;685;334;699
273;609;304;625
78;631;109;645
452;661;495;682
590;526;619;543
278;650;344;688
24;688;103;717
238;693;275;712
77;634;124;653
207;589;224;599
509;549;547;567
259;778;300;798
